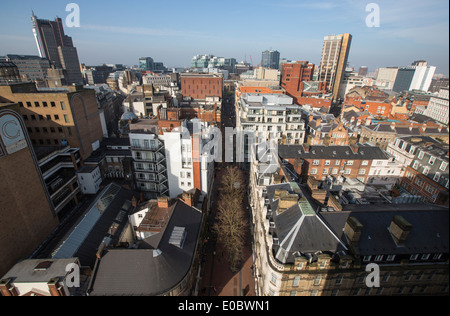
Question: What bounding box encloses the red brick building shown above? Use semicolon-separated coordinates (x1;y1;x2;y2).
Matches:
278;144;388;183
280;61;328;104
180;73;223;100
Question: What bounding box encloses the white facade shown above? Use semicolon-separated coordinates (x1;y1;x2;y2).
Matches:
423;88;449;125
410;65;436;92
77;166;102;194
375;67;398;90
237;93;305;145
367;156;404;188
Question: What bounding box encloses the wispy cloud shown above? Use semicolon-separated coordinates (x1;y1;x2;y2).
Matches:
0;34;32;41
81;24;208;38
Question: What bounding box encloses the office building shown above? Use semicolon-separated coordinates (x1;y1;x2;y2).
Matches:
0;82;104;160
31;13;83;85
5;55;51;86
236;93;306;146
129;118;215;201
0;106;59;277
180;72;223;100
423;88;449;125
393;61;436;93
0;61;21;85
318;34;352;101
261;50;280;70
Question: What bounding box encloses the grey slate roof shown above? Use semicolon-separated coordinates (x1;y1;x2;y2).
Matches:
87;200;203;296
320;204;449;257
278;144;389;160
264;183;346;264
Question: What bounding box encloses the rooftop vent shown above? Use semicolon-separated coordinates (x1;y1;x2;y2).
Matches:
169;226;187;248
34;261;53;271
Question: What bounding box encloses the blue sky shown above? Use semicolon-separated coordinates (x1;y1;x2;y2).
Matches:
0;0;448;75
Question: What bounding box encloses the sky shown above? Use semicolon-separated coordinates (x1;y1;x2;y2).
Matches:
0;0;448;75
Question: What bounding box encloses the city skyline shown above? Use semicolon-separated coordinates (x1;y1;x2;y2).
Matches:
0;0;448;75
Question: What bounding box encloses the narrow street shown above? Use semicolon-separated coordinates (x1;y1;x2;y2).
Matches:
198;92;256;296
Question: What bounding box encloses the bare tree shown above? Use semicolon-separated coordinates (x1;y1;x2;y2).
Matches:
214;167;248;272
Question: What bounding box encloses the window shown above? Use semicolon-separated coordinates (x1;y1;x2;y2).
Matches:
362;160;369;166
34;101;40;107
413;161;419;169
433;173;441;182
344;169;351;175
43;102;48;107
425;184;436;195
358;169;366;175
26;102;32;108
421;254;430;261
313;275;322;285
429;156;435;165
363;256;371;262
271;273;277;285
335;275;344;285
347;160;353;166
418;151;424;159
311;169;317;175
386;255;395;261
439;161;448;171
332;169;338;175
54;115;59;120
51;101;56;107
293;276;300;286
374;255;383;262
61;101;66;110
423;167;429;176
335;160;340;166
322;169;328;175
64;115;70;123
325;160;330;166
312;160;319;166
382;272;390;282
410;254;419;261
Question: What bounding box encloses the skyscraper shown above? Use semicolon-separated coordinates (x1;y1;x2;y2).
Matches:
31;12;83;85
318;34;352;101
261;50;280;70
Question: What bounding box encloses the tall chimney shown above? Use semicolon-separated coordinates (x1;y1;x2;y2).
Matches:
182;192;193;207
0;279;18;296
389;216;412;246
344;217;363;245
157;196;170;208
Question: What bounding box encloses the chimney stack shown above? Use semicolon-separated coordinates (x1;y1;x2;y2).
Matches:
157;196;170;208
182;192;193;207
0;278;18;296
344;217;363;245
389;216;412;246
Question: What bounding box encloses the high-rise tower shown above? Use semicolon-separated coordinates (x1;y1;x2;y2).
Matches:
31;12;83;85
318;34;352;101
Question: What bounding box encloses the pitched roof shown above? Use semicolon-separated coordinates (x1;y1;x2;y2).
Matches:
278;144;389;160
320;204;449;256
87;200;203;296
264;183;346;264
